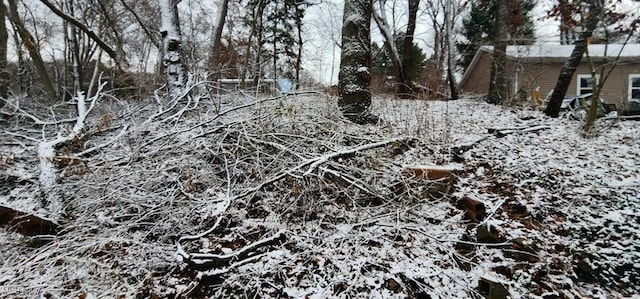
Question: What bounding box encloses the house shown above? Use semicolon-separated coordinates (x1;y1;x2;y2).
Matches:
459;44;640;114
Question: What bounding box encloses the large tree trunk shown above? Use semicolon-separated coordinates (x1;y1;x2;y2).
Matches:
397;0;419;99
159;0;188;98
4;0;57;102
487;0;509;104
339;0;373;124
0;2;8;104
208;0;229;80
545;0;603;118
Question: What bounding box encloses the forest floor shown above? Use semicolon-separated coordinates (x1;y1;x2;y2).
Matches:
1;91;639;298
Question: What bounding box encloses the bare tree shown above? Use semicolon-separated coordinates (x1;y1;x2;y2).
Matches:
39;0;120;64
487;0;509;104
445;0;459;100
372;0;403;95
398;0;419;98
545;0;603;118
3;0;57;102
208;0;230;79
339;0;374;124
0;1;8;104
159;0;188;98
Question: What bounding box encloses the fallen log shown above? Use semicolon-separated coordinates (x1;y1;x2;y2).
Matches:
0;204;60;236
488;125;550;137
458;196;486;222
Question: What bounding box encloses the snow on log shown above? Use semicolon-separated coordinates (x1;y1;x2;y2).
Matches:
488;125;550;137
178;230;287;270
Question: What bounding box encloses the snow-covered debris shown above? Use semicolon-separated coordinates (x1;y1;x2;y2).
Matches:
1;92;638;298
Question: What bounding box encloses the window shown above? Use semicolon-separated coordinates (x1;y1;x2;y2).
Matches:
577;74;598;96
630;75;640;101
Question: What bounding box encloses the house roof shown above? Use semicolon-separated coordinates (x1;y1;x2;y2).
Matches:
489;44;640;59
460;44;640;89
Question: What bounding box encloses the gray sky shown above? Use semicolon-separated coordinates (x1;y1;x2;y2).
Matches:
303;0;640;85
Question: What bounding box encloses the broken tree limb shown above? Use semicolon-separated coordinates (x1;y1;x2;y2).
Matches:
459;196;486;222
177;230;287;269
451;136;489;162
303;137;416;176
38;88;104;217
488;125;550;137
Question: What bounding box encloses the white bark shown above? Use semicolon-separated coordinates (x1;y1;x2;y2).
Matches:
160;0;188;98
37;84;104;218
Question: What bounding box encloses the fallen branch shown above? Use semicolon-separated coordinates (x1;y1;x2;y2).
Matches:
488;125;550;137
75;124;129;157
303;137;415;176
451;136;489;161
177;230;287;269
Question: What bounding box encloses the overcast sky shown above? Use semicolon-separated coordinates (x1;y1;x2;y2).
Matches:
303;0;640;85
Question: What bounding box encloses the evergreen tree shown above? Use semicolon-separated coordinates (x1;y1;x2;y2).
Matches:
372;40;427;87
457;0;536;71
245;0;308;83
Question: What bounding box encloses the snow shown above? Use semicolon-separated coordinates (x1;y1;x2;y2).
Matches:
1;93;639;297
479;44;640;59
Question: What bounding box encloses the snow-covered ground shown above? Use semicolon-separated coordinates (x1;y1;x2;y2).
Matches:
1;93;638;298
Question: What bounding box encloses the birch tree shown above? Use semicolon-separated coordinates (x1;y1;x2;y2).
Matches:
445;0;459;100
339;0;375;124
160;0;188;98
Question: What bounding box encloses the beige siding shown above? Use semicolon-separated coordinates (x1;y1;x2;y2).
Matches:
461;53;493;94
462;52;640;111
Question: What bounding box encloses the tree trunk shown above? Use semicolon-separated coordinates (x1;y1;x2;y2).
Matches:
295;5;303;89
545;0;603;118
372;0;403;96
208;0;229;80
0;2;8;104
159;0;188;98
487;0;509;104
339;0;373;124
398;0;419;99
64;2;83;96
4;0;57;102
445;0;458;101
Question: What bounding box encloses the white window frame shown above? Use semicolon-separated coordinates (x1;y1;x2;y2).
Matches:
576;74;599;96
629;74;640;101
